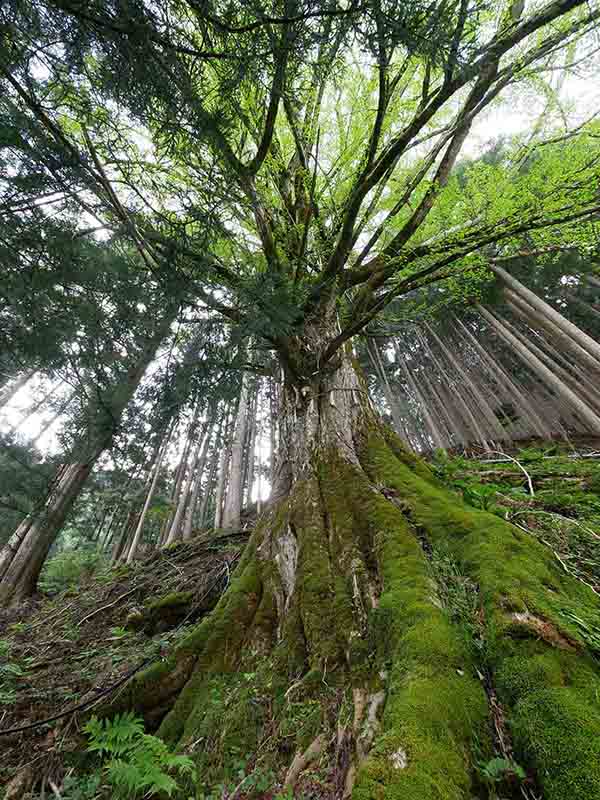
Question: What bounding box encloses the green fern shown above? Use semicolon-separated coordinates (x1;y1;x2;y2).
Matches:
83;712;196;798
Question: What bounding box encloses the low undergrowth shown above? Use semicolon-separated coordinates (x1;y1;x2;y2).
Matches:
0;531;248;795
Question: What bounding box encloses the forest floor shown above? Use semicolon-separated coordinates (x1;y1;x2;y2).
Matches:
1;441;599;797
0;531;249;795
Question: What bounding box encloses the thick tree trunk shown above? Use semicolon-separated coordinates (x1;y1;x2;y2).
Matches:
0;462;94;601
107;341;600;800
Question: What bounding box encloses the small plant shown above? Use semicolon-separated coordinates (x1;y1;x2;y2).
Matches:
478;756;526;795
84;711;196;797
458;482;499;511
0;640;28;706
109;626;129;638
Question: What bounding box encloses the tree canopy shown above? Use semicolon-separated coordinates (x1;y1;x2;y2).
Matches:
2;0;599;385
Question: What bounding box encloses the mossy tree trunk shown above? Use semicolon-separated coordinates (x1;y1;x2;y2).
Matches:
117;336;600;800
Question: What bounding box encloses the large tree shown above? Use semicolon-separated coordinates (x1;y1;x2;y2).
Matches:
3;0;600;796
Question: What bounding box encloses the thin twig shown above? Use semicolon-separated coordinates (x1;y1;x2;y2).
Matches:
487;450;535;496
77;586;139;626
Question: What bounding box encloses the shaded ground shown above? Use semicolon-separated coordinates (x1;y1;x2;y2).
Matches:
0;531;248;793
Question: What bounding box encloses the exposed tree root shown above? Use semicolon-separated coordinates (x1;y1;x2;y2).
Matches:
95;424;600;799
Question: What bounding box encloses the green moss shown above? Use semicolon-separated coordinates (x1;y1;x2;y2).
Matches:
352;454;489;799
362;429;600;799
147;591;194;611
511;688;600;799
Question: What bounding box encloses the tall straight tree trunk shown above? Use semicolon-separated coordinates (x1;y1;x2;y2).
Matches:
491;263;600;369
199;435;220;528
127;425;173;562
501;303;600;418
478;305;600;433
505;296;600;414
269;376;278;486
0;309;177;603
213;412;232;529
427;324;506;443
368;339;411;445
420;367;469;446
244;385;258;507
0;369;35;411
165;418;208;546
160;402;202;544
505;288;600;378
222;376;250;530
393;343;446;450
111;319;600;800
421;329;491;450
182;418;214;541
111;509;138;563
455;317;551;439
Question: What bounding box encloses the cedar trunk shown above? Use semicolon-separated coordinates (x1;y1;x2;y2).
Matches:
107;340;600;799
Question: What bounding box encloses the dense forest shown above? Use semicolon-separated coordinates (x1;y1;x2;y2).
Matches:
1;0;600;798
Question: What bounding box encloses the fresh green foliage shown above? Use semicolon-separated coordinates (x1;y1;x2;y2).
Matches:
478;756;526;789
38;548;106;594
84;712;196;798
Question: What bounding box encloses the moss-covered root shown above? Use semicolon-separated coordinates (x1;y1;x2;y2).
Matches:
350;486;488;800
365;429;600;800
134;452;489;798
